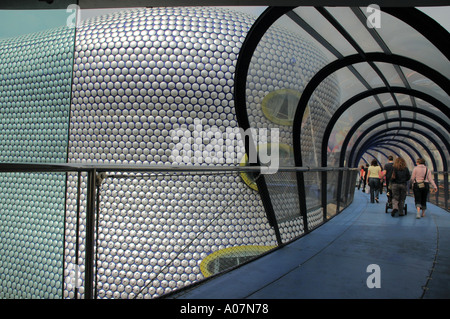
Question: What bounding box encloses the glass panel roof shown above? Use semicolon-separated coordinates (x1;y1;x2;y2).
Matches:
292;7;359;58
282;12;338;64
273;6;450;169
402;67;449;105
373;62;407;88
325;7;383;54
364;9;450;79
377;93;397;106
351;62;385;88
394;93;414;106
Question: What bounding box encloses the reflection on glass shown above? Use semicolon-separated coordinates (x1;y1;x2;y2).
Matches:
402;67;448;105
293;7;358;57
261;89;302;125
0;9;75;299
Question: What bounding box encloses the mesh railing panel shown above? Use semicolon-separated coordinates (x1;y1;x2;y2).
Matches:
95;171;277;298
264;171;304;243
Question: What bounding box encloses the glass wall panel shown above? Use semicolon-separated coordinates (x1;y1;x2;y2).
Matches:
430;172;448;210
265;171;304;243
0;9;76;298
303;171;323;230
326;170;339;217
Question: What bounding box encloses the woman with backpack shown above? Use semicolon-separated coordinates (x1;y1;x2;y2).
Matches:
389;157;410;217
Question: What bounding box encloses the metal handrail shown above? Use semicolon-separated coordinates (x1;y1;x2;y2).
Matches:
2;162;447;174
0;162;360;173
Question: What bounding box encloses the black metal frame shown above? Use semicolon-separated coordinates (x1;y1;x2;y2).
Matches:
321;87;450;168
336;105;450;165
364;142;418;167
360;133;438;171
350;120;450;169
353;127;447;171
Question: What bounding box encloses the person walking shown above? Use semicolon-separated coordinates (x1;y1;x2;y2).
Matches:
389;157;410;217
366;159;382;203
410;158;437;219
362;163;369;192
383;156;395;208
358;165;365;190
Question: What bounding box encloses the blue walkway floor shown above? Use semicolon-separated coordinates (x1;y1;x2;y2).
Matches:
168;190;450;299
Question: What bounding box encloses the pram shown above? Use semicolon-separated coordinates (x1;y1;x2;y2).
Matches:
385;185;407;215
385;186;392;213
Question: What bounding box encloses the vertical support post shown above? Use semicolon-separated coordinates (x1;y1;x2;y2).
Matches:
444;172;449;211
335;170;343;214
84;169;96;299
296;170;309;234
321;170;328;221
434;173;439;206
343;169;354;209
256;176;283;246
75;171;81;299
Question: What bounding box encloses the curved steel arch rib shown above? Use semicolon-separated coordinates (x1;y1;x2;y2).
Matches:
358;132;438;171
337;106;449;165
349;119;450;170
321;87;449;167
233;6;296;242
363;142;419;168
353;128;447;171
383;7;450;61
